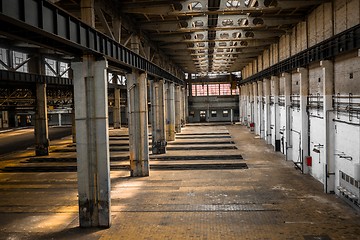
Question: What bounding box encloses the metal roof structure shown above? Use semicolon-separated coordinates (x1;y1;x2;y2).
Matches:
0;0;330;81
84;0;329;75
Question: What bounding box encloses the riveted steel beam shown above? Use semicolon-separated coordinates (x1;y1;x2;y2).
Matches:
0;69;72;85
0;0;184;85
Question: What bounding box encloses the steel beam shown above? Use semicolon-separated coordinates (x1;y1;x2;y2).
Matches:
0;0;183;85
0;69;72;85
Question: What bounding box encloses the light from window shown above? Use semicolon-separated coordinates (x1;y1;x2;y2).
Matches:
226;0;241;8
13;51;28;72
211;110;217;117
222;19;234;26
196;84;207;96
208;84;220;95
220;83;231;95
191;83;236;96
59;62;69;77
188;2;202;11
45;58;56;76
223;110;229;117
0;48;6;70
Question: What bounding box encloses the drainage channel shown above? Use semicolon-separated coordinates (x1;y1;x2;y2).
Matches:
176;136;231;139
24;156;130;163
1;165;129;172
150;154;243;161
177;133;229;136
149;163;248;170
26;154;243;163
1;163;248;172
168;141;234;145
167;146;237;150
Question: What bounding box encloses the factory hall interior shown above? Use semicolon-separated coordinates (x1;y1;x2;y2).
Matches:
0;0;360;239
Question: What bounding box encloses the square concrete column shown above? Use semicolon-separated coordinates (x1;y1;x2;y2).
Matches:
181;86;186;127
244;84;250;125
321;60;335;192
185;84;189;124
166;82;176;141
72;57;111;228
28;56;49;156
239;86;244;124
283;72;292;160
298;68;309;174
113;87;121;129
252;82;258;134
175;85;182;133
72;108;76;143
248;83;254;124
112;73;121;129
151;79;166;154
127;70;150;177
35;82;50;156
58;113;62;126
264;78;271;144
271;76;281;151
258;81;264;138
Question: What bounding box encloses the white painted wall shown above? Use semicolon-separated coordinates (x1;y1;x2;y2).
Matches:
290;109;301;165
238;0;360;207
279;104;286;154
333;119;360;190
309;114;325;183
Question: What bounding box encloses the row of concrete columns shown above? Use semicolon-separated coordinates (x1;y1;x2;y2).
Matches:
71;57;186;227
239;61;335;194
24;0;187;228
28;48;186;230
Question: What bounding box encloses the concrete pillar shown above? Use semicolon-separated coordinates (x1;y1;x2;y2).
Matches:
264;78;271;144
248;83;253;126
271;76;281;151
151;79;166;154
238;86;242;123
72;57;111;228
258;81;264;138
0;111;8;128
321;60;335;192
81;0;95;27
28;56;49;156
283;72;292;160
166;82;176;141
298;67;309;174
126;33;149;176
35;82;49;156
244;84;249;125
181;86;186;127
113;87;121;129
127;70;149;176
252;82;258;134
175;85;182;133
113;75;121;129
58;113;62;126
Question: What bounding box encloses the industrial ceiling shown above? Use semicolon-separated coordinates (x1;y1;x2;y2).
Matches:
46;0;329;76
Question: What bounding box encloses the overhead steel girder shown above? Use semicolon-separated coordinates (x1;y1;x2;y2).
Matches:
0;0;184;85
0;69;72;85
240;24;360;85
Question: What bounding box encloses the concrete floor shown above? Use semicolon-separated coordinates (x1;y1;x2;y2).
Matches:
0;124;359;240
